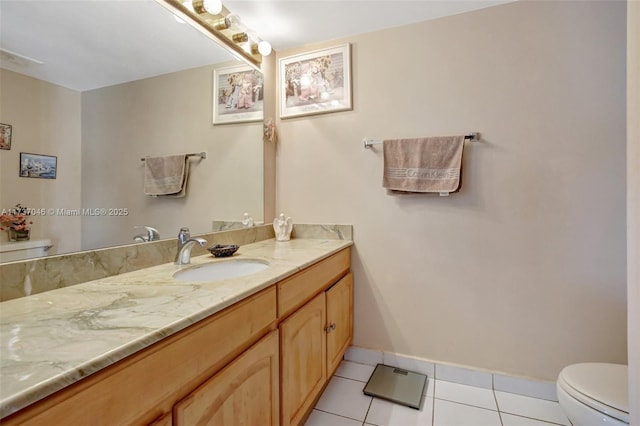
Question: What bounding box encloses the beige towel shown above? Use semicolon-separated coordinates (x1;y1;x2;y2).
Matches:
383;136;465;194
144;154;189;197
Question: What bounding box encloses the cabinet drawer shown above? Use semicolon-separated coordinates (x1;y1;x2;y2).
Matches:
277;248;350;319
4;286;277;426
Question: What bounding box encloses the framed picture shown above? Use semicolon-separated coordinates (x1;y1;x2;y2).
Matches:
19;152;57;179
0;123;12;150
279;43;352;119
213;65;264;125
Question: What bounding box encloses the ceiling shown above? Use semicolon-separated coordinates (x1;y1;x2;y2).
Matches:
225;0;513;51
0;0;232;91
0;0;512;92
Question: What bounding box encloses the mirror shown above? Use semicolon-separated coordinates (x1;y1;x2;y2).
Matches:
0;0;265;262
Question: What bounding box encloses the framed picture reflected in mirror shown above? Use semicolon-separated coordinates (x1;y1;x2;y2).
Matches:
213;65;264;125
0;123;12;150
19;152;57;179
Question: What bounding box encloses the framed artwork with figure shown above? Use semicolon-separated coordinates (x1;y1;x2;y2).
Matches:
0;123;12;150
213;65;264;125
279;43;352;119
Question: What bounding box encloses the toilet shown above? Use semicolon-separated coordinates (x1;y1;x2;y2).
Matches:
557;363;629;425
0;239;53;262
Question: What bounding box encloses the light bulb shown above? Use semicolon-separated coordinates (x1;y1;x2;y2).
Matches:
226;13;242;30
258;40;272;56
203;0;222;15
182;0;195;13
192;0;222;15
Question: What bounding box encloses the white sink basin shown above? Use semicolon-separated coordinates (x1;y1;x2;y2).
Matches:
173;259;270;282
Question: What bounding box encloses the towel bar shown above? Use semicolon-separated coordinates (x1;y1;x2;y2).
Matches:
363;133;479;149
140;152;207;161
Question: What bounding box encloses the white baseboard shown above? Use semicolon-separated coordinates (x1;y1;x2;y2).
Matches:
344;346;558;401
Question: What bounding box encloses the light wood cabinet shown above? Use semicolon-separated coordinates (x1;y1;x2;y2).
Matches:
3;287;277;426
326;273;354;377
280;270;353;426
174;330;279;426
3;247;352;426
280;293;327;426
148;412;172;426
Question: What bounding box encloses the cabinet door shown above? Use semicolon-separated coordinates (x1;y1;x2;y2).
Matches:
148;412;172;426
173;330;279;426
280;292;327;426
326;273;353;377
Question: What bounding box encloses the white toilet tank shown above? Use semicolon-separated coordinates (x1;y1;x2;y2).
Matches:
0;239;53;262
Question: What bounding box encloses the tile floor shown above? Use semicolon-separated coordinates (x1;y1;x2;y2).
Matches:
305;361;571;426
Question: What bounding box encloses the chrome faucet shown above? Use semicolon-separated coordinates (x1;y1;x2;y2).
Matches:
133;226;160;242
174;227;207;265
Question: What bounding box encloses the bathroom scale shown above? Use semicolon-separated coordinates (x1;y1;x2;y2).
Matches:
363;364;428;410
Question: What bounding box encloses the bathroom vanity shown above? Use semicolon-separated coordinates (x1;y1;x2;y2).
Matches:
0;237;352;425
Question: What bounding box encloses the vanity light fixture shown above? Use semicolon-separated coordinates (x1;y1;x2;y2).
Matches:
192;0;222;15
258;40;272;56
251;41;272;56
225;13;243;30
232;32;249;43
158;0;271;71
205;16;230;31
181;0;195;12
246;30;272;56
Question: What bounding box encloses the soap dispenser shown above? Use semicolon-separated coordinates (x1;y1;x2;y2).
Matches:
273;213;293;241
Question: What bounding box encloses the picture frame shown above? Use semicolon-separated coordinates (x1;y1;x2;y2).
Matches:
0;123;12;150
19;152;57;179
279;43;352;119
213;65;264;125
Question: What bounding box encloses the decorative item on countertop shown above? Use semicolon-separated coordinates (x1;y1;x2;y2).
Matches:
0;204;33;241
242;212;255;227
273;213;293;241
208;244;240;257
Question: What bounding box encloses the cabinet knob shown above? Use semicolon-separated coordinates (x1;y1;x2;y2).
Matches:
325;323;337;333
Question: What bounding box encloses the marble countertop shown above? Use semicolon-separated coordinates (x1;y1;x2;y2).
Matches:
0;237;352;419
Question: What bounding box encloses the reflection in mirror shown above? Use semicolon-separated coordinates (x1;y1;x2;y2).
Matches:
0;0;264;263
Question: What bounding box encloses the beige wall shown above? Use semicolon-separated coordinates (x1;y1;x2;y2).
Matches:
627;0;639;422
2;63;264;255
81;62;264;250
276;0;627;381
0;69;82;255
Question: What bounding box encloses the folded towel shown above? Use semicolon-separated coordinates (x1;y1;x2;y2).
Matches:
144;154;189;197
382;136;465;194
